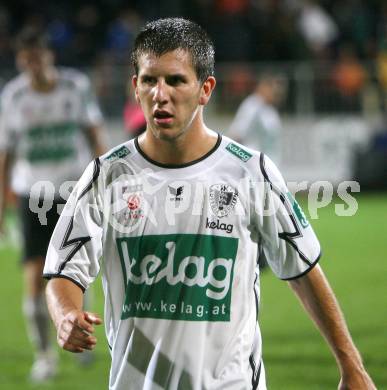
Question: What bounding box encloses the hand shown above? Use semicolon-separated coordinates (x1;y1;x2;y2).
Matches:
338;368;377;390
56;310;102;353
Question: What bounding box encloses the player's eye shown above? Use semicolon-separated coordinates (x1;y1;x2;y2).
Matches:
141;76;156;85
166;75;186;86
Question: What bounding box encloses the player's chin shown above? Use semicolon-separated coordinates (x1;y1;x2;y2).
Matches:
153;126;183;141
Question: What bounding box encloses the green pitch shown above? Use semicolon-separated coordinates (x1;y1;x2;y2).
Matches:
0;246;110;390
0;193;385;389
260;193;387;389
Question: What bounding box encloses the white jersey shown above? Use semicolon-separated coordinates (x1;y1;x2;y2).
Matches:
0;68;103;197
229;94;282;166
44;135;320;390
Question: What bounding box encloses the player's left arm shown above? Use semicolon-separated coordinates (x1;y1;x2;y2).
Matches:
79;72;107;157
84;124;107;157
288;264;376;390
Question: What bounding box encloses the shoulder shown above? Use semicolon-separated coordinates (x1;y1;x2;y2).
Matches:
220;135;285;184
257;150;286;187
95;140;136;187
99;140;134;166
220;134;260;167
1;74;29;105
57;67;91;91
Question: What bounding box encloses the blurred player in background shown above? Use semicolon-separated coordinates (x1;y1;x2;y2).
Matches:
229;71;286;272
0;28;106;382
43;18;375;390
228;71;286;167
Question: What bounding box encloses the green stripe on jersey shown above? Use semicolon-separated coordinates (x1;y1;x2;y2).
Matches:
27;122;78;162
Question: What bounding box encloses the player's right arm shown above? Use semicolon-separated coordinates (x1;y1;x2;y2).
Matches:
0;87;15;233
46;278;102;353
43;158;104;352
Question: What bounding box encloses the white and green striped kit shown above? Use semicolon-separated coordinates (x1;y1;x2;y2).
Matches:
0;68;102;197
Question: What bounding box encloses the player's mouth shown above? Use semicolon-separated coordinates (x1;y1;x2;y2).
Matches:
153;109;174;126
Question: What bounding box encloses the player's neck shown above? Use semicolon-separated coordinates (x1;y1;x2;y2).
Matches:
30;67;57;93
138;123;218;166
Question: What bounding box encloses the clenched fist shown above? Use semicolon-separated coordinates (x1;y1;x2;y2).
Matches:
57;310;102;353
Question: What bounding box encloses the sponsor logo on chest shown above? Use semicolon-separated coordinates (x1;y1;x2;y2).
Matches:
116;234;238;322
205;218;233;234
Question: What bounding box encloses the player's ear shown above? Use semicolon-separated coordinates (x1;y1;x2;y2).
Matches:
132;75;140;104
199;76;216;106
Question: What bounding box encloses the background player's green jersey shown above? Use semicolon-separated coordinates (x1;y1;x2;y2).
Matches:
0;68;103;198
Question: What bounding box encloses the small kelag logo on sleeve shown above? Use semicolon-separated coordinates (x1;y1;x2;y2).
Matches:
116;234;238;322
105;146;130;161
225;143;252;162
286;192;310;228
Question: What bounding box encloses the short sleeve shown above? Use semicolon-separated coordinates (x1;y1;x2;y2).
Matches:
43;158;104;291
0;91;18;152
254;154;321;280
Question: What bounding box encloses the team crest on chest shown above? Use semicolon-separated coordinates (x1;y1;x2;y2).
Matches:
209;184;238;218
127;194;141;210
111;183;145;228
122;185;144;220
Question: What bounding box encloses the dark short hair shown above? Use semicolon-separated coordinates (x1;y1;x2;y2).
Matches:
14;28;50;52
131;18;215;82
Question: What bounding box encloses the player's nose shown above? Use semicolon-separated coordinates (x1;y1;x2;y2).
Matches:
152;80;169;104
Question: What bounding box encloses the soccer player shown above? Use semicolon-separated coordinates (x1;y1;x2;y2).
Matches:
44;18;375;389
0;28;106;382
228;71;286;167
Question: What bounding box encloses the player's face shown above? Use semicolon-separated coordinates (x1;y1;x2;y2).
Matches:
133;49;215;141
267;78;286;106
16;48;54;81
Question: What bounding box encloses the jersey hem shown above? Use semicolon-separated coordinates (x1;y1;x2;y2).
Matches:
43;273;86;293
280;251;322;281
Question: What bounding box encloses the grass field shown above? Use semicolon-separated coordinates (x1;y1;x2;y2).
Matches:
0;193;386;389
